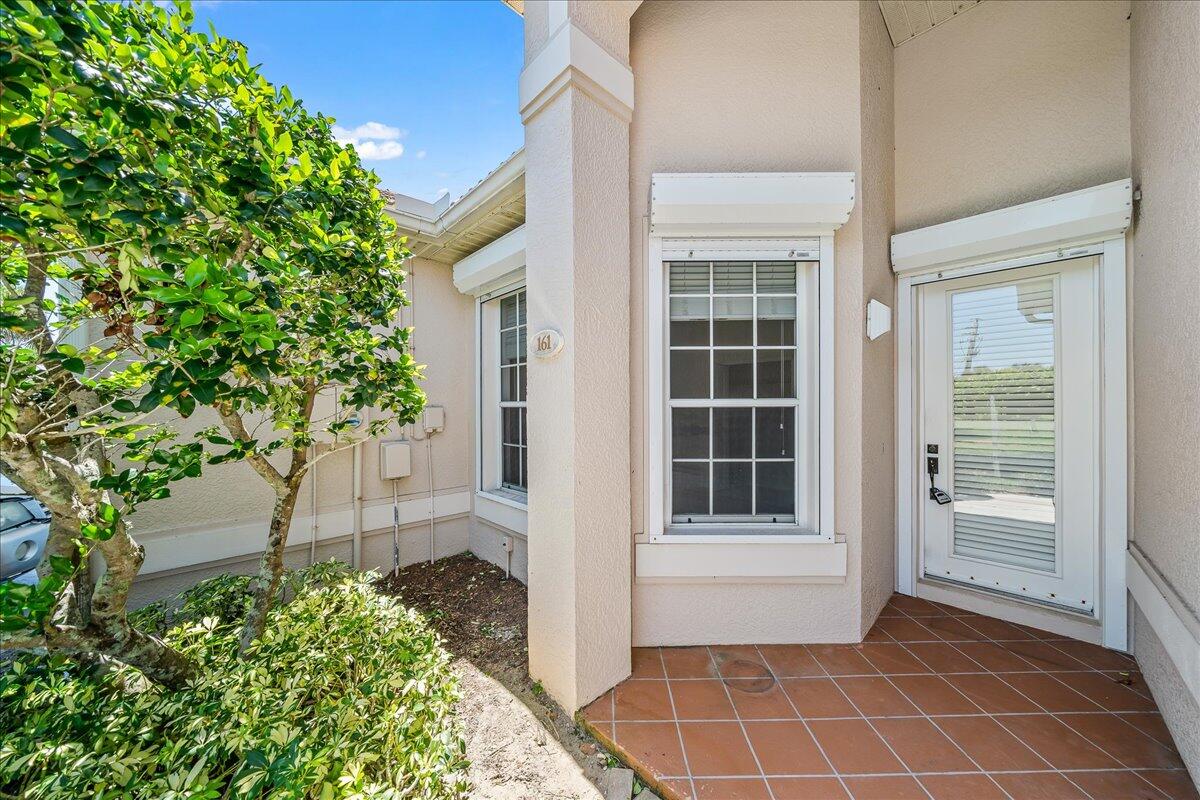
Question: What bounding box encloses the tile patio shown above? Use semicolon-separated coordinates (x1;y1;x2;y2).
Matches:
580;595;1198;800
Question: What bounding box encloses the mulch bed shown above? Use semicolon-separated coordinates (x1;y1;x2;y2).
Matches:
375;552;528;676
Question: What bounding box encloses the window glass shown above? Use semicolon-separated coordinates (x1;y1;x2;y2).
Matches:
497;289;527;491
666;260;815;527
713;297;753;346
672;408;709;459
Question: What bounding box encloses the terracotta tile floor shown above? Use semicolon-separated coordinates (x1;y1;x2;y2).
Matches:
581;594;1198;800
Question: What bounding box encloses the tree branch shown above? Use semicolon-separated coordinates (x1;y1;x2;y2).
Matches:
217;403;287;494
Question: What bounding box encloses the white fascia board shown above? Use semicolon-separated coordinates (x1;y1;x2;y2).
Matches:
891;179;1133;276
453;225;526;295
519;22;634;123
385;150;525;241
650;173;856;238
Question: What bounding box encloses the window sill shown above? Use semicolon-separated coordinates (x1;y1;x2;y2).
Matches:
474;490;528;536
635;540;846;583
652;526;829;544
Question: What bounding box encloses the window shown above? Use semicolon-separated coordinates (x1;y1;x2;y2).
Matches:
479;286;527;500
498;290;528;490
666;259;818;531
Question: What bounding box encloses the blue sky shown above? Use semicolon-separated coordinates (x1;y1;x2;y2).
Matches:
191;1;525;203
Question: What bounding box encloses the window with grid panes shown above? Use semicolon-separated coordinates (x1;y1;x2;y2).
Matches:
498;289;527;490
667;260;818;528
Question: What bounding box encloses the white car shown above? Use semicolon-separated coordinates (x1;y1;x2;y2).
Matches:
1;491;50;585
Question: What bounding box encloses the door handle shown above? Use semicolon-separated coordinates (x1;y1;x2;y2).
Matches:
926;446;953;505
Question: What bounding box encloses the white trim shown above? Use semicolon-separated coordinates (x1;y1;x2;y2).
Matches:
1128;548;1200;704
474;283;529;499
644;241;836;546
453;225;526;295
645;231;664;541
650;173;856;238
518;22;634;124
895;266;916;596
1100;236;1129;650
635;541;847;582
895;240;1128;648
139;490;471;575
474;491;528;537
891;179;1132;276
661;239;820;262
818;235;835;540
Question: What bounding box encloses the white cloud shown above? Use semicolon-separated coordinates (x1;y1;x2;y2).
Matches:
333;121;407;161
353;140;405;160
415;150;427;160
332;121;404;142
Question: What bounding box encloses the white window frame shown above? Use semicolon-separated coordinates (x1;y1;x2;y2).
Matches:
645;236;835;544
476;280;530;512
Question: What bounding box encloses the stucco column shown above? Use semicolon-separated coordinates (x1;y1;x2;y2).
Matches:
520;0;637;711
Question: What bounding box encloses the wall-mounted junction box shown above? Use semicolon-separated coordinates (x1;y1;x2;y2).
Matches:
379;440;412;480
422;405;445;433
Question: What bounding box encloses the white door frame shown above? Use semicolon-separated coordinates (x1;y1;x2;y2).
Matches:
895;237;1128;650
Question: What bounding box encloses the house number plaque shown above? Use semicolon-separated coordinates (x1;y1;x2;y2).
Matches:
531;328;564;359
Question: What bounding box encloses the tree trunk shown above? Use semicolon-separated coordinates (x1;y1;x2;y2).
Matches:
238;480;303;652
42;618;196;689
1;427;196;688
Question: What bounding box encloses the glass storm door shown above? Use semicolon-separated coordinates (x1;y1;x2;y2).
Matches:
919;258;1099;614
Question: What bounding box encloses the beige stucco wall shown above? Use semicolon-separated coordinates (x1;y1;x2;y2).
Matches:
1128;0;1200;779
858;0;896;633
894;0;1131;233
629;0;893;645
127;257;476;601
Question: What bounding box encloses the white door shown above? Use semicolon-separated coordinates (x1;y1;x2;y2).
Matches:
919;258;1099;614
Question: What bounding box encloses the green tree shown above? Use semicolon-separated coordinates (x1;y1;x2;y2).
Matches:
1;0;423;683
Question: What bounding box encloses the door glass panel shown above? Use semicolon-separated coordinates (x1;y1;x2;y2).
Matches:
951;279;1056;573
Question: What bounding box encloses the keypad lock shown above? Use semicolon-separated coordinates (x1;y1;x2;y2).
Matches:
926;445;953;505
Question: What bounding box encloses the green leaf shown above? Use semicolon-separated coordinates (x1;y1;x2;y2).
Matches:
183;257;208;288
180;307;205;328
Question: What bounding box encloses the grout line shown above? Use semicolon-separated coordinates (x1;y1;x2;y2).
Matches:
592;711;1192;723
656;647;698;800
754;644;855;800
867;646;1015;800
808;644;936;800
645;768;1187;780
615;600;1175;800
703;646;775;800
889;602;1101;800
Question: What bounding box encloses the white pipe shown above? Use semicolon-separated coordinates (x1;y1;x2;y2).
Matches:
426;435;435;564
351;442;362;570
308;446;318;565
391;480;400;577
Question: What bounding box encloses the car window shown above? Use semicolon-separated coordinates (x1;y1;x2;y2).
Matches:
1;499;35;532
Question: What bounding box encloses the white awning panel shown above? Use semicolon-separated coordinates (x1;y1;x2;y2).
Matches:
650;172;856;238
890;179;1133;276
452;225;526;296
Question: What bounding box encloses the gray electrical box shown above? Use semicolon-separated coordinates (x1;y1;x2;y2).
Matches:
422;405;445;433
379;440;412;480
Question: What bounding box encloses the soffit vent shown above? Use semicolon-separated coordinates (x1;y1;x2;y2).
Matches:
878;0;982;47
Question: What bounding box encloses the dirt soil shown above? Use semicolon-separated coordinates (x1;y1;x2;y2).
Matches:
376;554;614;800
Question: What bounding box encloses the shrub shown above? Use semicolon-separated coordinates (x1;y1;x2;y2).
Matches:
0;569;469;799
